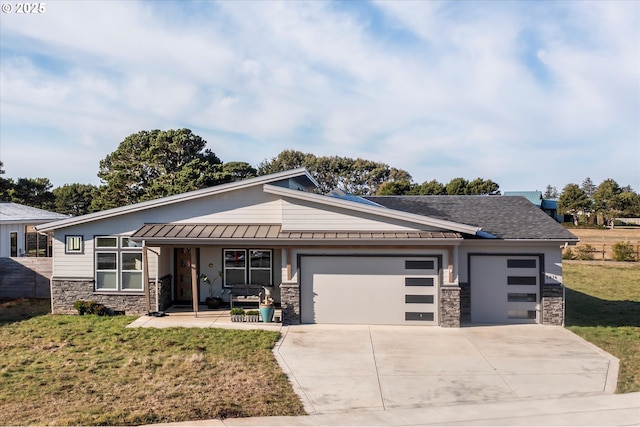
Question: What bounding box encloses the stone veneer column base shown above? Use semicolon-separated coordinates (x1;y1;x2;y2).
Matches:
51;278;161;315
542;284;564;326
440;286;461;328
280;281;300;325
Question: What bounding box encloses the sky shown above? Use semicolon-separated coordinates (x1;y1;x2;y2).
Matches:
1;0;638;193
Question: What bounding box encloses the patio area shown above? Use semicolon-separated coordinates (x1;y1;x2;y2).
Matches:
127;306;284;330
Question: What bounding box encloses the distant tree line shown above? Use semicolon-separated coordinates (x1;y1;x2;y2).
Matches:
557;178;640;226
1;129;638;222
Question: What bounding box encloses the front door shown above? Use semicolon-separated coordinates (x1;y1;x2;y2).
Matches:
174;248;198;304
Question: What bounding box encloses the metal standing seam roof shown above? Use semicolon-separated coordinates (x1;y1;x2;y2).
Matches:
131;224;462;241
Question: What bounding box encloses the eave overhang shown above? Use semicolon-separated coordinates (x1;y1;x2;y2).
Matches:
130;223;463;246
262;184;483;236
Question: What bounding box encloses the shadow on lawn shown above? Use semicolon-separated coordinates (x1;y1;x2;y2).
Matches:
0;298;51;326
565;288;640;327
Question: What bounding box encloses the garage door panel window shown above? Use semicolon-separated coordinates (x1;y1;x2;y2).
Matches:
405;260;435;270
507;309;537;320
507;276;537;286
405;312;434;321
405;295;434;304
405;277;434;286
507;293;537;302
507;259;537;269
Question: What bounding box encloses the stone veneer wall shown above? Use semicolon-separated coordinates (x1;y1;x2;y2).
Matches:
280;281;300;325
157;275;173;311
439;286;461;328
542;283;564;326
51;278;161;315
459;282;470;323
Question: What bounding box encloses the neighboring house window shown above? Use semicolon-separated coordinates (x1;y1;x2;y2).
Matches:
65;236;83;254
223;249;272;286
94;236;143;291
10;232;17;257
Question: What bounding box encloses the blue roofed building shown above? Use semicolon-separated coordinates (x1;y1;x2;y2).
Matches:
503;191;561;222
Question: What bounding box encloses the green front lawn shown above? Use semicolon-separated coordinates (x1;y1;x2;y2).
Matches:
0;302;305;426
564;262;640;393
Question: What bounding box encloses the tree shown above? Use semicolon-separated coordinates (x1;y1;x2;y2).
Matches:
467;178;500;195
543;185;558;199
92;129;232;210
592;179;623;225
376;180;414;195
222;162;257;181
411;179;446;195
581;178;597;198
445;178;469;195
558;183;591;225
257;150;413;195
0;161;13;201
10;177;55;210
52;183;97;216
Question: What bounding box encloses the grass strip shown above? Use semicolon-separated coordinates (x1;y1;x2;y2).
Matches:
564;262;640;393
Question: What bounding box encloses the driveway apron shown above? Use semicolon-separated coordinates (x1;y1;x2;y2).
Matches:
274;324;618;415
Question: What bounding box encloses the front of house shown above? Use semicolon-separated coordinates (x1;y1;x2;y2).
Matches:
35;168;578;327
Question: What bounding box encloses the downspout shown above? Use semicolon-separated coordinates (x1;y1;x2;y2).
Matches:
142;241;150;313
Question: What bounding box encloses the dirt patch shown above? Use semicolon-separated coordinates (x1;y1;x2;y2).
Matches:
566;227;640;261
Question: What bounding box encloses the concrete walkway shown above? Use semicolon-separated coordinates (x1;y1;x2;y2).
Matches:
132;314;639;426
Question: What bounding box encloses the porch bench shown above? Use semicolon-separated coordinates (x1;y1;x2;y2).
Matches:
228;284;270;308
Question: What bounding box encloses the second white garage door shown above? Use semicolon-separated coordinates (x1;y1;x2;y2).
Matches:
300;256;439;325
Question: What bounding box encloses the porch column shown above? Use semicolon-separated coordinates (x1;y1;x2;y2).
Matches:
190;247;199;317
142;244;150;313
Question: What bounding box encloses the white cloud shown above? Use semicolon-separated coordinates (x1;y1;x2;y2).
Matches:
0;0;638;191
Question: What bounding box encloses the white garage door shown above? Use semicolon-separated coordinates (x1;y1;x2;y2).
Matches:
300;256;439;325
470;255;540;324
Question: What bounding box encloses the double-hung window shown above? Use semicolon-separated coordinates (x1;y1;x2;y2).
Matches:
95;236;143;291
223;249;272;287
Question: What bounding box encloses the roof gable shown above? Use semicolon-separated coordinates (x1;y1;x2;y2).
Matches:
35;168;317;232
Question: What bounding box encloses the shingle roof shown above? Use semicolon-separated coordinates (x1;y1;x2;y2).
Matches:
364;195;578;240
0;202;69;223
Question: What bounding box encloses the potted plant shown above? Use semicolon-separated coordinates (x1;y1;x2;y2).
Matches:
202;272;223;309
245;310;260;322
259;287;275;323
230;307;245;322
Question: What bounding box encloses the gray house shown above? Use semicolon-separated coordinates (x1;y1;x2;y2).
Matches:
0;202;68;258
36;168;578;327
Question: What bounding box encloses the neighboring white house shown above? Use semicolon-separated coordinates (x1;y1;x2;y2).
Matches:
0;202;69;258
35;168;578;327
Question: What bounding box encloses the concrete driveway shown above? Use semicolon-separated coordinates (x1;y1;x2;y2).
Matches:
274;324;619;415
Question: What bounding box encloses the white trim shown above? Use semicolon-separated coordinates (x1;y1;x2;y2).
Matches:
35;168;318;232
263;184;481;235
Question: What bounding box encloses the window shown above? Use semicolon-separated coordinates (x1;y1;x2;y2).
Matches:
10;232;18;257
405;295;434;304
507;259;537;269
507;293;537;302
507;310;536;320
224;249;272;286
95;236;143;291
405;312;434;321
507;276;537;286
405;277;434;287
65;236;83;254
405;260;435;270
